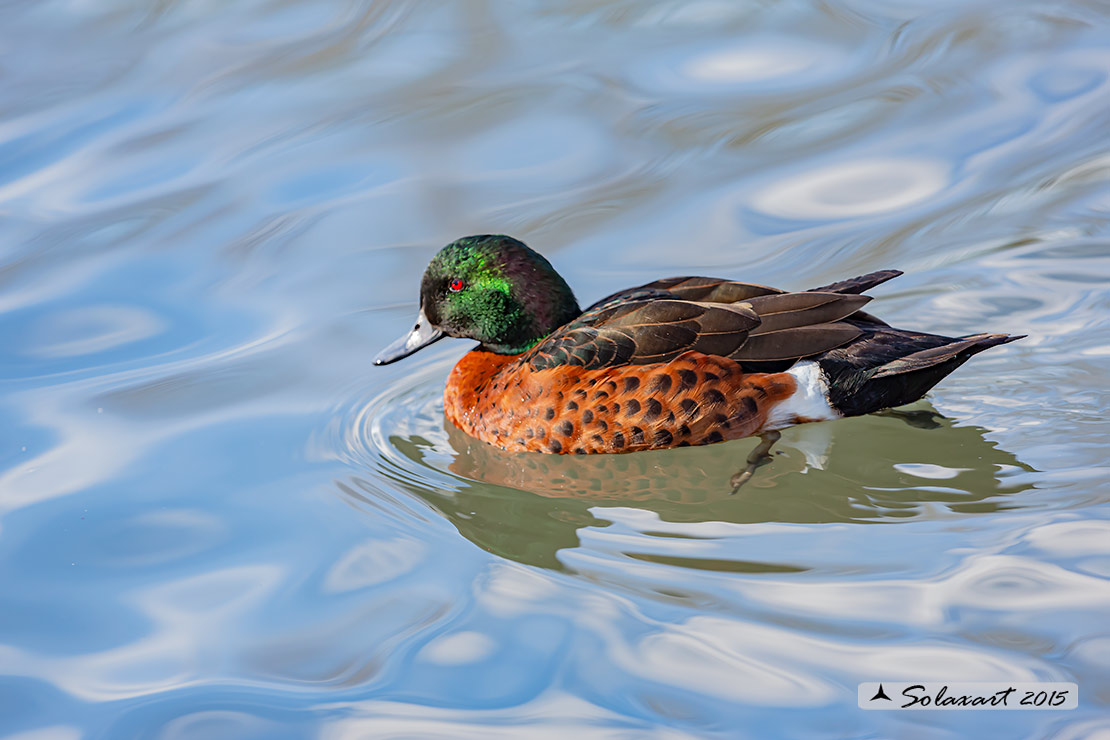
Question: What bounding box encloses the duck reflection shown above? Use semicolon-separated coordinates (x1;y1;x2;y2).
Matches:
380;404;1033;570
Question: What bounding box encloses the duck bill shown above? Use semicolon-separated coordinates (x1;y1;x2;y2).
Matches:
374;308;445;365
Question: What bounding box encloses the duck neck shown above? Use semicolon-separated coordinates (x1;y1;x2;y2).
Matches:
479;284;581;356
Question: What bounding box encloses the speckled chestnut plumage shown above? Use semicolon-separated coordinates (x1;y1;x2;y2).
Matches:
444;350;796;454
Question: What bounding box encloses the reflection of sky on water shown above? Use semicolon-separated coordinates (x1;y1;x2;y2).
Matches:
1;0;1109;738
751;158;950;220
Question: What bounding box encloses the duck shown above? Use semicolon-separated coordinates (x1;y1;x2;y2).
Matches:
375;235;1022;488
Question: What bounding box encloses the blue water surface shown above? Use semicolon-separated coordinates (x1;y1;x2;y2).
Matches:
2;1;1109;738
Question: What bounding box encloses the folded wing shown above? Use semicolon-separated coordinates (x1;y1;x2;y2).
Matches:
525;272;898;371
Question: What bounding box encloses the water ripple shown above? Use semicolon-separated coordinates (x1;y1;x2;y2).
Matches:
3;0;1110;737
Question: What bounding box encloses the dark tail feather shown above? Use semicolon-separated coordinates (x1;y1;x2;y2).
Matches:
871;333;1025;378
808;269;903;295
820;329;1024;417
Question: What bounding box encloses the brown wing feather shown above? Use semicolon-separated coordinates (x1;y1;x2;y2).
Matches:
731;324;864;362
526;300;760;370
637;276;785;303
807;270;903;295
528;272;900;371
743;292;871;335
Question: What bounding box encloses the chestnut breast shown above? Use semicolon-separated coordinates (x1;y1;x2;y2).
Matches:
444;350;797;454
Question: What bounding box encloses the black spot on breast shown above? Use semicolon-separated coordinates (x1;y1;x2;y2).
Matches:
557;420;575;436
649;374;672;394
624;377;640;392
624;399;641;416
741;396;758;415
704;372;720;381
549;439;562;453
544;407;555;420
706;430;724;444
592;390;610;401
582;409;594;424
525;428;534;438
644;398;662;420
567;400;579;411
678;424;690;437
603;380;617;392
653;429;673;446
596;420;608;432
596;404;609;414
591;434;604;445
612;432;626;449
574;389;588;398
536;428;546;439
573;448;586;455
612;402;621;414
677;440;691;447
704;388;726;405
680;398;699;417
678;369;697;390
630;426;645;444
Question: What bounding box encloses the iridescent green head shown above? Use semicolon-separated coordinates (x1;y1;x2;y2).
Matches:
375;235;581;364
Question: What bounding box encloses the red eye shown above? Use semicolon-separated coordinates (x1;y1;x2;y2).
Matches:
448;278;465;292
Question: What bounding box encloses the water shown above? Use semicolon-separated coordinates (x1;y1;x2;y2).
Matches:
2;1;1109;737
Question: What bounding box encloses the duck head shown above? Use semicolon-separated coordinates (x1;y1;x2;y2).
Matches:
374;235;581;364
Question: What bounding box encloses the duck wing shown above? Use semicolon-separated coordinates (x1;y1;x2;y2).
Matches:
526;274;889;371
582;277;783;313
806;269;902;295
526;299;761;370
729;292;870;362
637;271;902;328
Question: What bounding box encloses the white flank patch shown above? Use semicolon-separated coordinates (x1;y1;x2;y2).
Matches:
764;361;840;430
